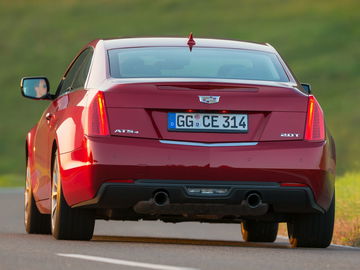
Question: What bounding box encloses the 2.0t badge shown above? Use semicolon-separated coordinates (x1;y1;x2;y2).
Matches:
199;96;220;104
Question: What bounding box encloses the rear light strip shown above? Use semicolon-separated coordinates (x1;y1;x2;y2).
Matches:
304;95;325;141
97;92;109;135
87;91;110;136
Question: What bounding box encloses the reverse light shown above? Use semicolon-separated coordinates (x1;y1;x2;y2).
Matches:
88;91;110;136
304;95;325;141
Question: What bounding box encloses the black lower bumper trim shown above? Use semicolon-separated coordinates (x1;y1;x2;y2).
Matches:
72;180;323;215
134;200;269;216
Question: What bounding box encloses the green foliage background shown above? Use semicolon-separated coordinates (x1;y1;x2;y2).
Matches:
0;0;359;177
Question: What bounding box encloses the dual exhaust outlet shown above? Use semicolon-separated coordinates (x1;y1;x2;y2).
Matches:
152;190;263;208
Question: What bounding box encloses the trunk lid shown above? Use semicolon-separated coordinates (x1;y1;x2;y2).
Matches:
103;82;308;142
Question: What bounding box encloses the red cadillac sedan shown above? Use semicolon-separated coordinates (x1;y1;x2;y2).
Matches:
21;35;336;247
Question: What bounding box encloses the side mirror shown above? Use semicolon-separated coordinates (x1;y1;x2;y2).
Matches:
301;83;311;94
20;77;52;100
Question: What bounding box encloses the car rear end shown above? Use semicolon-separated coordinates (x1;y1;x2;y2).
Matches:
61;40;335;230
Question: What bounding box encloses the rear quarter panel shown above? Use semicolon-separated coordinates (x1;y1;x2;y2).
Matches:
55;90;88;154
31;89;90;213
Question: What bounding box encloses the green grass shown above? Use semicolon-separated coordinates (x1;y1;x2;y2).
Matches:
333;172;360;246
0;0;359;176
0;174;23;187
335;172;360;220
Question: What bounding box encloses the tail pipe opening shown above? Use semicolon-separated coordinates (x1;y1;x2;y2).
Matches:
246;193;262;208
153;191;170;206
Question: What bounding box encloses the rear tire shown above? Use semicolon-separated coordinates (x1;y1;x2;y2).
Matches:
287;195;335;248
51;150;95;240
24;158;51;234
241;220;278;242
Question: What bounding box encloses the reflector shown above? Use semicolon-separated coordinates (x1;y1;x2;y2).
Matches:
280;183;307;187
105;179;134;183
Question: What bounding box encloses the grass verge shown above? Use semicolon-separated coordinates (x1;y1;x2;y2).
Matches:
333;172;360;246
0;174;23;187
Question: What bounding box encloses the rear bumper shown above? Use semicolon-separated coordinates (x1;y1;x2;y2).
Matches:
73;180;324;215
59;136;335;212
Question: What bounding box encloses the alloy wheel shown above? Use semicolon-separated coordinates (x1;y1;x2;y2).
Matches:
51;154;59;233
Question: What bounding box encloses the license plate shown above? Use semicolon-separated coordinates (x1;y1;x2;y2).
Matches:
168;112;248;133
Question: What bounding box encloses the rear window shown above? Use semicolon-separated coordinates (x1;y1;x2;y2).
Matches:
108;47;289;82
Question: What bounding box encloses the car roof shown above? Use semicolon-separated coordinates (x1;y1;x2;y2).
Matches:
88;37;276;53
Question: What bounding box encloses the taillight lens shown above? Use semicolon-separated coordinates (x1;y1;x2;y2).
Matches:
304;95;325;141
87;91;110;135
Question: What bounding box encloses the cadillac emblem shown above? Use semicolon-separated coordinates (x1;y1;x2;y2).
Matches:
198;96;220;104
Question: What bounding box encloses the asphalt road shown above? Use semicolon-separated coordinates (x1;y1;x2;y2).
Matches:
1;188;359;270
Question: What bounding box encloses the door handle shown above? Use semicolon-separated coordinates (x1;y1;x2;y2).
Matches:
45;113;54;121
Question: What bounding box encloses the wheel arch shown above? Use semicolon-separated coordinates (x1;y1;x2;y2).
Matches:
50;140;58;176
50;139;73;207
26;126;37;162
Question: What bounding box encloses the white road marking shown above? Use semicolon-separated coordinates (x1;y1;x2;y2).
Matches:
57;253;199;270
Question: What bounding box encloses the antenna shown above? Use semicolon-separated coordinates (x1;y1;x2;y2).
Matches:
187;32;196;51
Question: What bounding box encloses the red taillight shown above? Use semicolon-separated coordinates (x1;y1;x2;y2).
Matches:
304;95;325;141
280;182;307;187
88;91;110;135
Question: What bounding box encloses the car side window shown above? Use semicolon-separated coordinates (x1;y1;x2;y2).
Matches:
71;49;93;90
57;48;93;96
